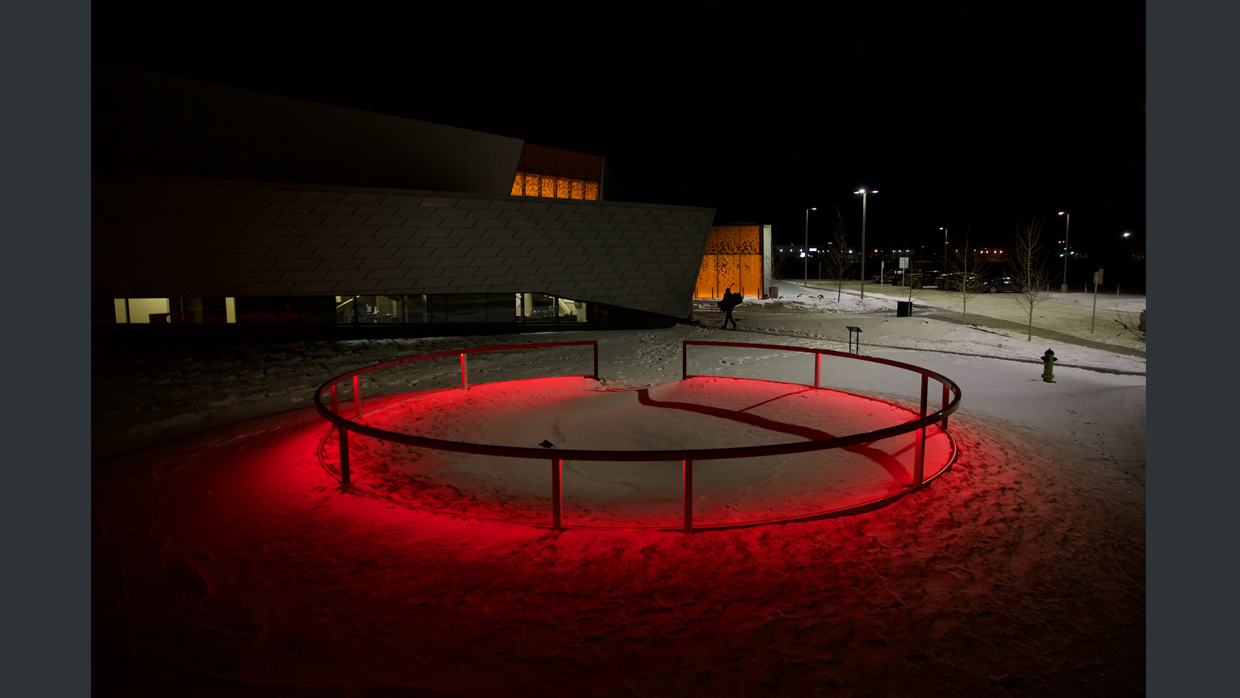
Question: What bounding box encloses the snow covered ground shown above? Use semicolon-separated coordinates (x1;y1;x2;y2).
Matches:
92;287;1146;696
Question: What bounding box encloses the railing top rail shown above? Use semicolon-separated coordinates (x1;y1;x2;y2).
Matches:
682;340;958;388
313;339;960;463
319;340;598;386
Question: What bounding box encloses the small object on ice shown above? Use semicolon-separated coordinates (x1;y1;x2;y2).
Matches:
540;439;555;448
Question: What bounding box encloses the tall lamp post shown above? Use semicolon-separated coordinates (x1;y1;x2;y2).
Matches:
804;207;817;286
1059;211;1070;293
854;189;876;298
940;227;948;272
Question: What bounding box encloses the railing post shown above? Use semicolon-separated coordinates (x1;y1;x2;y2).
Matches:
592;342;599;380
814;352;821;389
941;382;951;430
339;427;350;487
683;459;694;534
682;342;688;380
460;353;469;391
551;458;563;531
330;384;338;414
913;375;928;486
353;375;361;418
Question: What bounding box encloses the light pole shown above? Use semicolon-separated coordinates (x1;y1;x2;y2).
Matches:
804;207;817;286
1059;211;1070;293
854;189;876;298
940;227;948;272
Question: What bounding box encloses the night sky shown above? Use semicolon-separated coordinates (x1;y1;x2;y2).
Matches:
93;2;1144;261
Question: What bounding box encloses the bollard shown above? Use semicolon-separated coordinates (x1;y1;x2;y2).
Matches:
683;459;694;534
1041;349;1057;383
551;458;563;531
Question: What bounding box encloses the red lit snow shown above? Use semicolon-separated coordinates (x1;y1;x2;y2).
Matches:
93;405;1141;696
330;375;953;528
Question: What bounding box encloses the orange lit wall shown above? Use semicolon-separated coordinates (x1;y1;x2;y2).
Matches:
694;225;765;299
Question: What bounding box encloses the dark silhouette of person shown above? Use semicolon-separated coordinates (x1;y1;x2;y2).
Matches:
721;287;739;329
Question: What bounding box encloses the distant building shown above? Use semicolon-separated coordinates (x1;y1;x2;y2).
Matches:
92;64;714;341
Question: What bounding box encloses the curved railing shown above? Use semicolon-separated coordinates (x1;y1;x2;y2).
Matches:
313;340;962;532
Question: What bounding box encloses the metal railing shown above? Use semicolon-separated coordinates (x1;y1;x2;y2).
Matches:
313;339;962;533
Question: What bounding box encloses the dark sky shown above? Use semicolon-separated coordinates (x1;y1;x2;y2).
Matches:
93;2;1144;256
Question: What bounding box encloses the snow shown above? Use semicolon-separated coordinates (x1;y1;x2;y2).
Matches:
92;285;1146;695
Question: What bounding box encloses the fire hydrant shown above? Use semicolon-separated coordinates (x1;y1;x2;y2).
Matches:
1041;349;1057;383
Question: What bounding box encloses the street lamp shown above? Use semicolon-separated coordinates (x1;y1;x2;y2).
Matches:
1058;211;1070;293
854;189;877;298
940;227;948;272
805;207;817;286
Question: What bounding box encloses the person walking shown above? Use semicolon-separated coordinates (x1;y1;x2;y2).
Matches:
720;287;740;330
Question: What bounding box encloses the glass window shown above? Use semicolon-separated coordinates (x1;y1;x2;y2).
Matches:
404;294;429;323
557;297;589;323
235;297;280;323
447;294;488;323
520;293;556;322
335;296;356;324
488;294;516;322
127;298;170;324
277;297;304;323
356;295;404;324
427;295;448;323
303;297;335;323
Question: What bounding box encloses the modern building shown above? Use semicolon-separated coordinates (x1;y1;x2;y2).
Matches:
92;64;715;342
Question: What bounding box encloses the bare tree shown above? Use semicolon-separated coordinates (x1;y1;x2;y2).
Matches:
1113;309;1146;341
1009;217;1053;340
947;230;989;325
826;207;853;302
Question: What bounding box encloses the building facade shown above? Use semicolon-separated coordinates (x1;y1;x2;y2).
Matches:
92;65;714;341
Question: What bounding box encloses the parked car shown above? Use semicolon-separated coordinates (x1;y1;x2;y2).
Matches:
980;276;1024;293
944;274;985;292
935;272;962;290
907;269;942;289
875;268;903;284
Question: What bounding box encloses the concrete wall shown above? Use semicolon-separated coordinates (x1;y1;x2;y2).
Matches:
93;64;525;196
92;174;715;320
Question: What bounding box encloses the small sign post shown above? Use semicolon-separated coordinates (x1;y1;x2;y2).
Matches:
1091;269;1104;333
900;257;912;300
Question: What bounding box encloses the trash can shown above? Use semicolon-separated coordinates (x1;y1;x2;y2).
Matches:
897;301;913;317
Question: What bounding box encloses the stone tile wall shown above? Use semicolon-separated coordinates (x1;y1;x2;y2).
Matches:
93;174;715;320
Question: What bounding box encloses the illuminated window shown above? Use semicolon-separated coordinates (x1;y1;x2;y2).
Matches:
510;172;600;201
